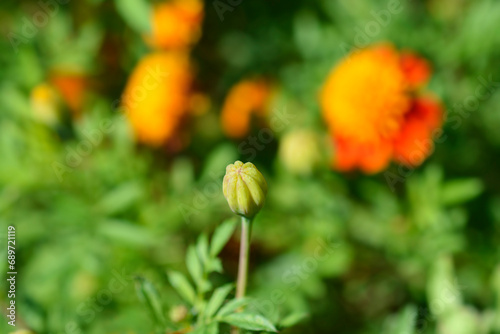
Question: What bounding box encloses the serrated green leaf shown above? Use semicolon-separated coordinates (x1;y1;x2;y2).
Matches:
197;234;209;267
217;298;250;317
279;312;308;328
384;305;417;334
134;277;167;326
186;245;203;288
114;0;152;34
167;271;196;305
170;157;195;194
206;322;219;334
205;284;234;319
219;313;277;332
207;258;223;273
441;179;483;206
97;182;143;215
201;279;213;294
190;322;218;334
427;256;462;318
210;219;237;257
98;219;157;247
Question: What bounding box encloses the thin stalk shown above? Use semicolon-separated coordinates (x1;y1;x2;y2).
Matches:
236;216;252;299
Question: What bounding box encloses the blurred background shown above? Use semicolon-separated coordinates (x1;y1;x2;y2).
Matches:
1;0;500;333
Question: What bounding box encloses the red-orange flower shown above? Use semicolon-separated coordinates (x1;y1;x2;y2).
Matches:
145;0;204;50
122;52;192;146
392;96;442;166
320;44;442;173
50;70;88;118
221;79;271;138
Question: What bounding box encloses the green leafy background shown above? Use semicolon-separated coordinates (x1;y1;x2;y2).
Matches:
1;0;500;333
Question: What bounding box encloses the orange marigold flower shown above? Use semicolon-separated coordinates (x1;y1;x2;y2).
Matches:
221;79;271;138
320;44;442;173
333;137;393;174
145;0;204;50
50;70;88;117
400;51;431;88
393;96;443;166
122;51;192;146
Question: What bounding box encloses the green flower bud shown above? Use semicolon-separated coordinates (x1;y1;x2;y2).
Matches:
169;305;188;323
279;129;326;176
223;161;267;218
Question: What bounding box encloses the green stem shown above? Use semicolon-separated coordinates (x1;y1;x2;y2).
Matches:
236;216;252;299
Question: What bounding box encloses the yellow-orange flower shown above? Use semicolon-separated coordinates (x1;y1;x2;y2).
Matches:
145;0;204;50
30;83;61;126
221;79;271;138
320;44;442;173
122;51;192;146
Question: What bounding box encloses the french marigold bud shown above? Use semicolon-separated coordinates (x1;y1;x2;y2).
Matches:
279;129;326;176
169;304;188;323
223;161;267;219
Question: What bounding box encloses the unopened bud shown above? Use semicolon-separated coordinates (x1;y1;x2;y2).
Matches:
279;129;326;176
222;161;267;218
169;305;188;323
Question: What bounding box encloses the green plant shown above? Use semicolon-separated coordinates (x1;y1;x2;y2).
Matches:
135;218;278;333
133;161;307;333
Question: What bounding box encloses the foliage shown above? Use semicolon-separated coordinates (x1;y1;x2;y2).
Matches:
1;0;500;334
